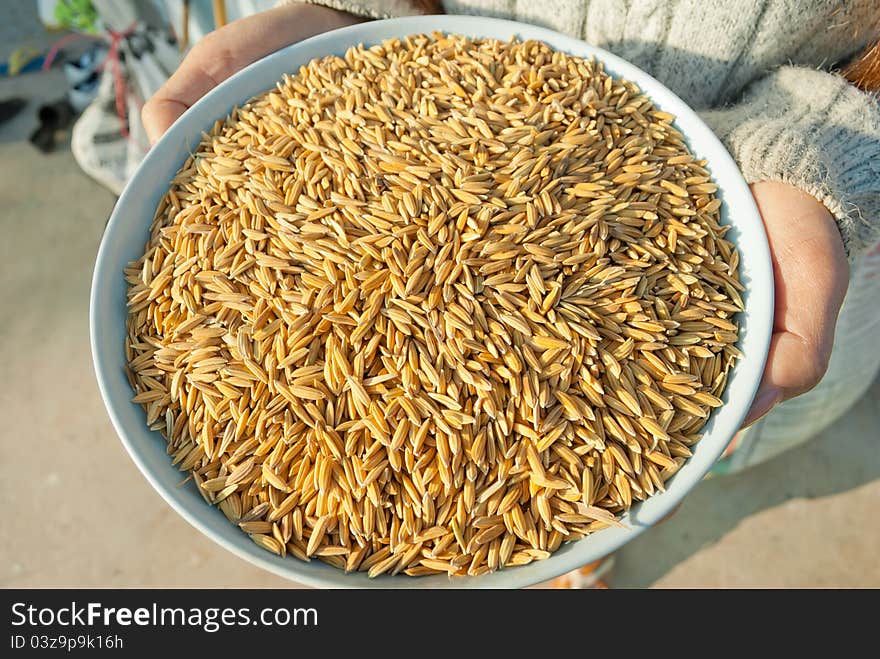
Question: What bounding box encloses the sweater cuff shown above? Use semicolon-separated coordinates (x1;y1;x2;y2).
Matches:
699;66;880;260
284;0;435;19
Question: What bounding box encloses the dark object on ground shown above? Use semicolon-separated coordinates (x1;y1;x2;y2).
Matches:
0;98;28;125
29;99;77;153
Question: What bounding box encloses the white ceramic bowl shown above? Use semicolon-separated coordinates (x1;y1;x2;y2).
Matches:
91;15;773;588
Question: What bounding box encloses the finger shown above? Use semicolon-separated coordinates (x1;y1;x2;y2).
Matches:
743;182;849;426
142;5;361;143
742;333;802;427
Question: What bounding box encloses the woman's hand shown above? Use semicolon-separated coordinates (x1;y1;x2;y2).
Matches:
141;3;363;144
743;181;849;426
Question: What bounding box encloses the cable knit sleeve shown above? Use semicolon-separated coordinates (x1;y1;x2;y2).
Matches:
699;66;880;260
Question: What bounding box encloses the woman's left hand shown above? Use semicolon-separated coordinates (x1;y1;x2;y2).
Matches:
743;181;849;426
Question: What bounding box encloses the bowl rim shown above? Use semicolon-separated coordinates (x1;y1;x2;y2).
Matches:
90;14;774;588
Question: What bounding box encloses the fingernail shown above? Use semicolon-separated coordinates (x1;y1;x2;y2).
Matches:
743;387;782;428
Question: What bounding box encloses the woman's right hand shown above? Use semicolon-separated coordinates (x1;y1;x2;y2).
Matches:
141;3;363;144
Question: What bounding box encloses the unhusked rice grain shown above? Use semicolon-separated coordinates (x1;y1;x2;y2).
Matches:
125;33;743;577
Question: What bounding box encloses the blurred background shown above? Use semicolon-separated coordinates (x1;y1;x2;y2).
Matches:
1;0;878;588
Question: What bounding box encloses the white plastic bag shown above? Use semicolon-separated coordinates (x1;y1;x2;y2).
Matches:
70;66;134;195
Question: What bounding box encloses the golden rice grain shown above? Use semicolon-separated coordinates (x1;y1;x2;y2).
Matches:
126;33;741;578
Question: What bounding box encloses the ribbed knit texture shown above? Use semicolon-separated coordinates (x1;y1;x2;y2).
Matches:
296;0;880;258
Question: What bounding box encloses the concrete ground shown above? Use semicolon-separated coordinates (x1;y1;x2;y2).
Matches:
1;21;878;588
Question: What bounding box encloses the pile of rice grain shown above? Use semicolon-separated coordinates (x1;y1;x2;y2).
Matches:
125;33;743;577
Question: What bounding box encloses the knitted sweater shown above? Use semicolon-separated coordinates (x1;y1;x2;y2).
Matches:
298;0;880;259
